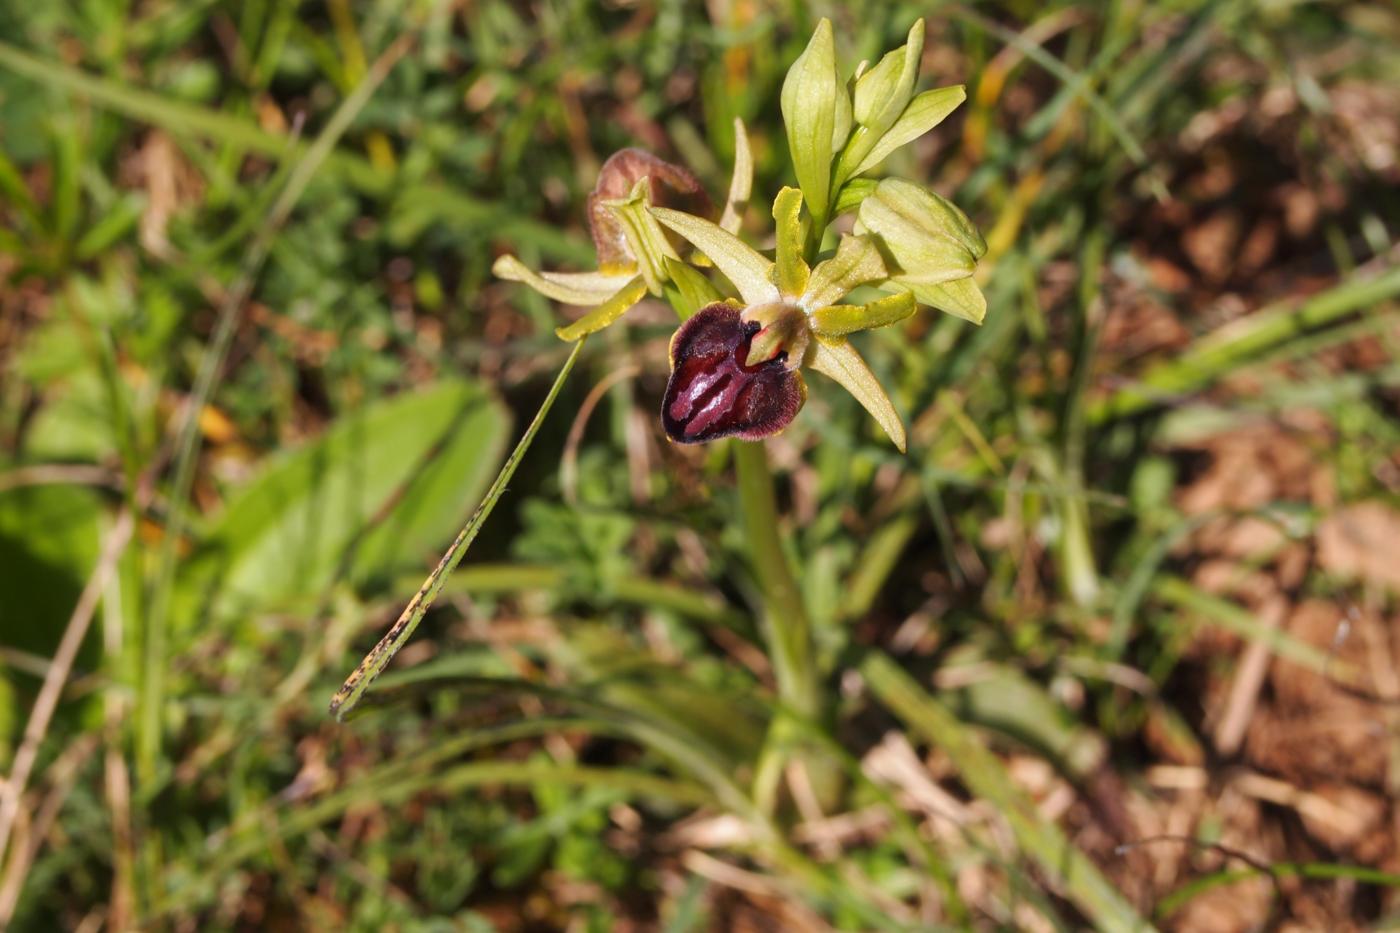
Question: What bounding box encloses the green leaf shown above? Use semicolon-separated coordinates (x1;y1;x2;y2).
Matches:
780;18;842;222
718;117;753;235
771;187;810;298
0;485;102;659
801;235;888;310
809;291;916;336
892;275;986;324
649;206;777;306
492;254;636;306
179;379;511;624
330;343;586;720
555;277;648;341
808;335;906;451
850;84;966;177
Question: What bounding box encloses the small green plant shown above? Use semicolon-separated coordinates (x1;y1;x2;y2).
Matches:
328;16;1015;926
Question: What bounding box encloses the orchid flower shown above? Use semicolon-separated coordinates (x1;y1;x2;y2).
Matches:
492;124;753;341
651;187;923;451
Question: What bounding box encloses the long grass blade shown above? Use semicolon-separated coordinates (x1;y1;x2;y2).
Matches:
329;338;588;720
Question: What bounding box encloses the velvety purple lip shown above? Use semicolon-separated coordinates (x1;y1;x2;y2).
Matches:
661;303;804;444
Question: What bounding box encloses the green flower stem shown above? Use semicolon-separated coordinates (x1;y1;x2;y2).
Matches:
735;442;818;718
735;441;838;814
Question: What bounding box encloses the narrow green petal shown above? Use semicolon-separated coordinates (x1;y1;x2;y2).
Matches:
801;234;888;310
809;335;906;452
649;206;778;306
607;178;680;296
772;187;810;298
780;18;839;221
893;275;986;325
719;117;753;235
850;85;966;177
493;254;637;305
809;291;916;336
555;276;648;341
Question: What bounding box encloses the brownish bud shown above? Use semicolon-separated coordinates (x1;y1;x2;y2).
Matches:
587;149;712;270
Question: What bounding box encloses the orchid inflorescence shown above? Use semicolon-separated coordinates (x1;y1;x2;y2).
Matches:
493;17;986;453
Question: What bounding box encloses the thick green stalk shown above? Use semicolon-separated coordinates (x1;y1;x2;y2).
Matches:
735;441;839;814
735;442;818;721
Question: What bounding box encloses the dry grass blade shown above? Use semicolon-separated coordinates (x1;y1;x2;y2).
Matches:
0;509;133;874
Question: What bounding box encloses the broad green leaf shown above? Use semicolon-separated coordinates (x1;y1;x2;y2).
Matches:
809;291;916;336
718;117;753;235
555;276;648;340
771;187;810;298
649;206;777;306
21;370;119;462
0;485;102;659
178;379;511;624
809;335;906;451
851;85;967;177
894;275;986;324
801;235;887;310
780;18;841;221
492;254;635;306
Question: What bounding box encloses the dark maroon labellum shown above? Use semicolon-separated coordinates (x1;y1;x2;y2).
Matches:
662;303;805;444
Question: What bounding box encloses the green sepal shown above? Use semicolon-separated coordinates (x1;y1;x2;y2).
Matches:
889;275;986;325
780;18;842;223
649;206;777;306
663;257;725;320
808;335;906;452
493;254;637;306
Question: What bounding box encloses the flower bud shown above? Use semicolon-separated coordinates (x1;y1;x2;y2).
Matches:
588;148;712;271
858;177;985;283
